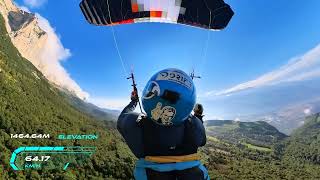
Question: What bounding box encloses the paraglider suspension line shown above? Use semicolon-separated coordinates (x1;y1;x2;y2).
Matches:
110;26;128;76
106;0;144;114
200;10;212;75
106;0;128;76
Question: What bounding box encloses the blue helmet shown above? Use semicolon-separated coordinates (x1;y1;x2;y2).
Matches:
142;68;196;126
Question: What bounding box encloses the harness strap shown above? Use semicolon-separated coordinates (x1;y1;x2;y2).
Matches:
134;159;210;180
145;153;200;163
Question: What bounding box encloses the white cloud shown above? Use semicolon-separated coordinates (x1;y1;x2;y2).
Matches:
205;115;224;120
212;44;320;96
23;0;47;8
286;69;320;82
303;108;311;115
89;97;129;110
14;5;89;99
35;14;89;99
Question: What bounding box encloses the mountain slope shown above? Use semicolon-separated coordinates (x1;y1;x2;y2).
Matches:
0;0;88;99
202;118;320;179
61;90;119;122
205;120;287;148
239;98;320;135
0;0;48;72
0;14;135;179
283;113;320;165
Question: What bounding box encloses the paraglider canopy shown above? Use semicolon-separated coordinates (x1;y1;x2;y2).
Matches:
80;0;234;30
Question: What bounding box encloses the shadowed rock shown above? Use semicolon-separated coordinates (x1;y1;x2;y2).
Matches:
8;10;35;31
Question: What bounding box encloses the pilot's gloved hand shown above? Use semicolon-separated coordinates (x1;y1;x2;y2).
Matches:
131;89;139;102
193;103;204;122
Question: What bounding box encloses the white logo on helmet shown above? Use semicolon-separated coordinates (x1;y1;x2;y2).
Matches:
156;71;192;89
151;102;176;126
143;81;160;100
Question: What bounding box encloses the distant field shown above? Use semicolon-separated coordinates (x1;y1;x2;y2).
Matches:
207;136;220;142
242;142;272;152
206;123;238;133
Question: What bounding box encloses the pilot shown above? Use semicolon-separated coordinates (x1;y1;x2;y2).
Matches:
117;68;209;180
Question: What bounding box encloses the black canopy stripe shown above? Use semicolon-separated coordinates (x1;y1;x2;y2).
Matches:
79;0;234;30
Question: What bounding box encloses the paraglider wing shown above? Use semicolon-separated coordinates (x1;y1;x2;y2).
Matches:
80;0;234;30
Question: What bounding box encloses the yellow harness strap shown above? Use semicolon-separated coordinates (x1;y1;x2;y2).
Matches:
145;153;200;163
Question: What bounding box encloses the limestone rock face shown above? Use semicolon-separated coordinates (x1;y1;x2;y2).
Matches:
0;0;48;69
0;0;88;100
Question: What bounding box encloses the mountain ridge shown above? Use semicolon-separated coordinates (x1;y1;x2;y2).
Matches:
0;12;135;179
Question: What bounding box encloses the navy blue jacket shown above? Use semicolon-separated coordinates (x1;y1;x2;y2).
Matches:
117;101;206;158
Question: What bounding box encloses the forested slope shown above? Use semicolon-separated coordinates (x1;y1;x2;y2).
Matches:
0;14;135;180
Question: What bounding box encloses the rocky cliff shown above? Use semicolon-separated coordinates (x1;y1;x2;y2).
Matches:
0;0;88;99
0;0;48;68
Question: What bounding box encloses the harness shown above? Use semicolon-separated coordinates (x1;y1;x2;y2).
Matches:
134;117;210;180
145;153;200;163
134;159;210;180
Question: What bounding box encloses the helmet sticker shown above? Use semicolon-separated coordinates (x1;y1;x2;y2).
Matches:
151;102;176;126
143;81;160;99
161;106;176;125
156;71;192;89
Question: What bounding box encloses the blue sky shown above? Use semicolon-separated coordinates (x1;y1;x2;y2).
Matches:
16;0;320;120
